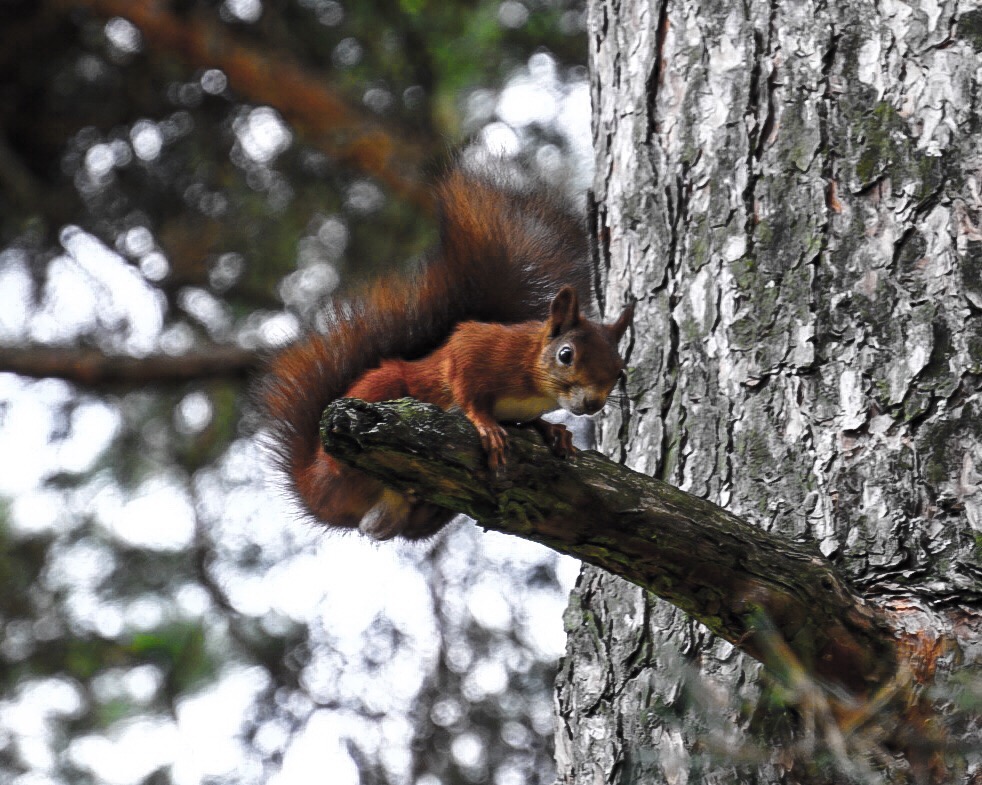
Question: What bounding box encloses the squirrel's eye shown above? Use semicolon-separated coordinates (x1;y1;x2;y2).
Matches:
557;345;574;366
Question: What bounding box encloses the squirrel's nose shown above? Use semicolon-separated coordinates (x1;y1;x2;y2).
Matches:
583;398;604;415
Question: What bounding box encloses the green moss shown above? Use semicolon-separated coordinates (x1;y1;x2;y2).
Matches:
730;273;781;349
964;240;982;304
925;456;947;486
659;437;680;482
735;428;774;474
916;152;945;199
803;233;824;256
959;10;982;51
562;593;585;633
730;314;758;350
756;219;774;247
855;101;906;185
851;99;950;204
639;697;678;724
730;255;756;290
968;334;982;374
690;235;710;267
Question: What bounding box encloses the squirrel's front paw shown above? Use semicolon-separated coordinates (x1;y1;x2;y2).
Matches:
534;419;576;459
476;422;508;469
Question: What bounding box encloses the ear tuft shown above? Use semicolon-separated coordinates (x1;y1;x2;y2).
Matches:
608;301;635;342
548;286;581;337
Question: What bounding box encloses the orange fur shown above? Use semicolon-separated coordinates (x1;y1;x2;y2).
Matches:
259;166;632;540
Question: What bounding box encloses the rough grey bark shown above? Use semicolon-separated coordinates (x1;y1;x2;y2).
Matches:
556;0;982;783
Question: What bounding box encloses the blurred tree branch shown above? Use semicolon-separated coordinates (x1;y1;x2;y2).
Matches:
0;345;260;387
54;0;435;211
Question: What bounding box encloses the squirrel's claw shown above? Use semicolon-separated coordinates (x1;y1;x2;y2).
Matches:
534;419;576;460
476;422;509;469
555;426;576;458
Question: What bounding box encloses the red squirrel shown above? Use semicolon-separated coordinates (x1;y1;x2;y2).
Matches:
260;166;634;540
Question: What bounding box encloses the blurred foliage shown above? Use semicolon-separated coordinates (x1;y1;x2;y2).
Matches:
0;0;589;782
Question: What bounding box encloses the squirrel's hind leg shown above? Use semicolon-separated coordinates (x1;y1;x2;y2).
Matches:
359;489;412;540
401;503;456;540
359;493;454;540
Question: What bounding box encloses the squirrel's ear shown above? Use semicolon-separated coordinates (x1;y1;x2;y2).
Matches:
608;301;635;342
548;286;581;337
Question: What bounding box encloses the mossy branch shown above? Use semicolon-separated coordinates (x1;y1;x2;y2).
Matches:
321;397;900;701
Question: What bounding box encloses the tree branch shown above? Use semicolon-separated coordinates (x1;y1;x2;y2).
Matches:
55;0;434;211
320;398;900;700
0;345;260;387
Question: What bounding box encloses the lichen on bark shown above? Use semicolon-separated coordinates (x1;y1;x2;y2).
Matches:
558;0;982;782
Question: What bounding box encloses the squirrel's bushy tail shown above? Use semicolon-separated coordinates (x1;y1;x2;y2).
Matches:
259;165;590;523
434;167;591;323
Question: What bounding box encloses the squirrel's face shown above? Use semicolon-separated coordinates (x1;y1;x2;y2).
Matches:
539;287;634;417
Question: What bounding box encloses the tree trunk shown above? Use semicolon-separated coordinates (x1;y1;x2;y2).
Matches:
556;0;982;783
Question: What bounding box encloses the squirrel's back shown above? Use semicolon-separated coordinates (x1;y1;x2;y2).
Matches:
259;165;592;526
